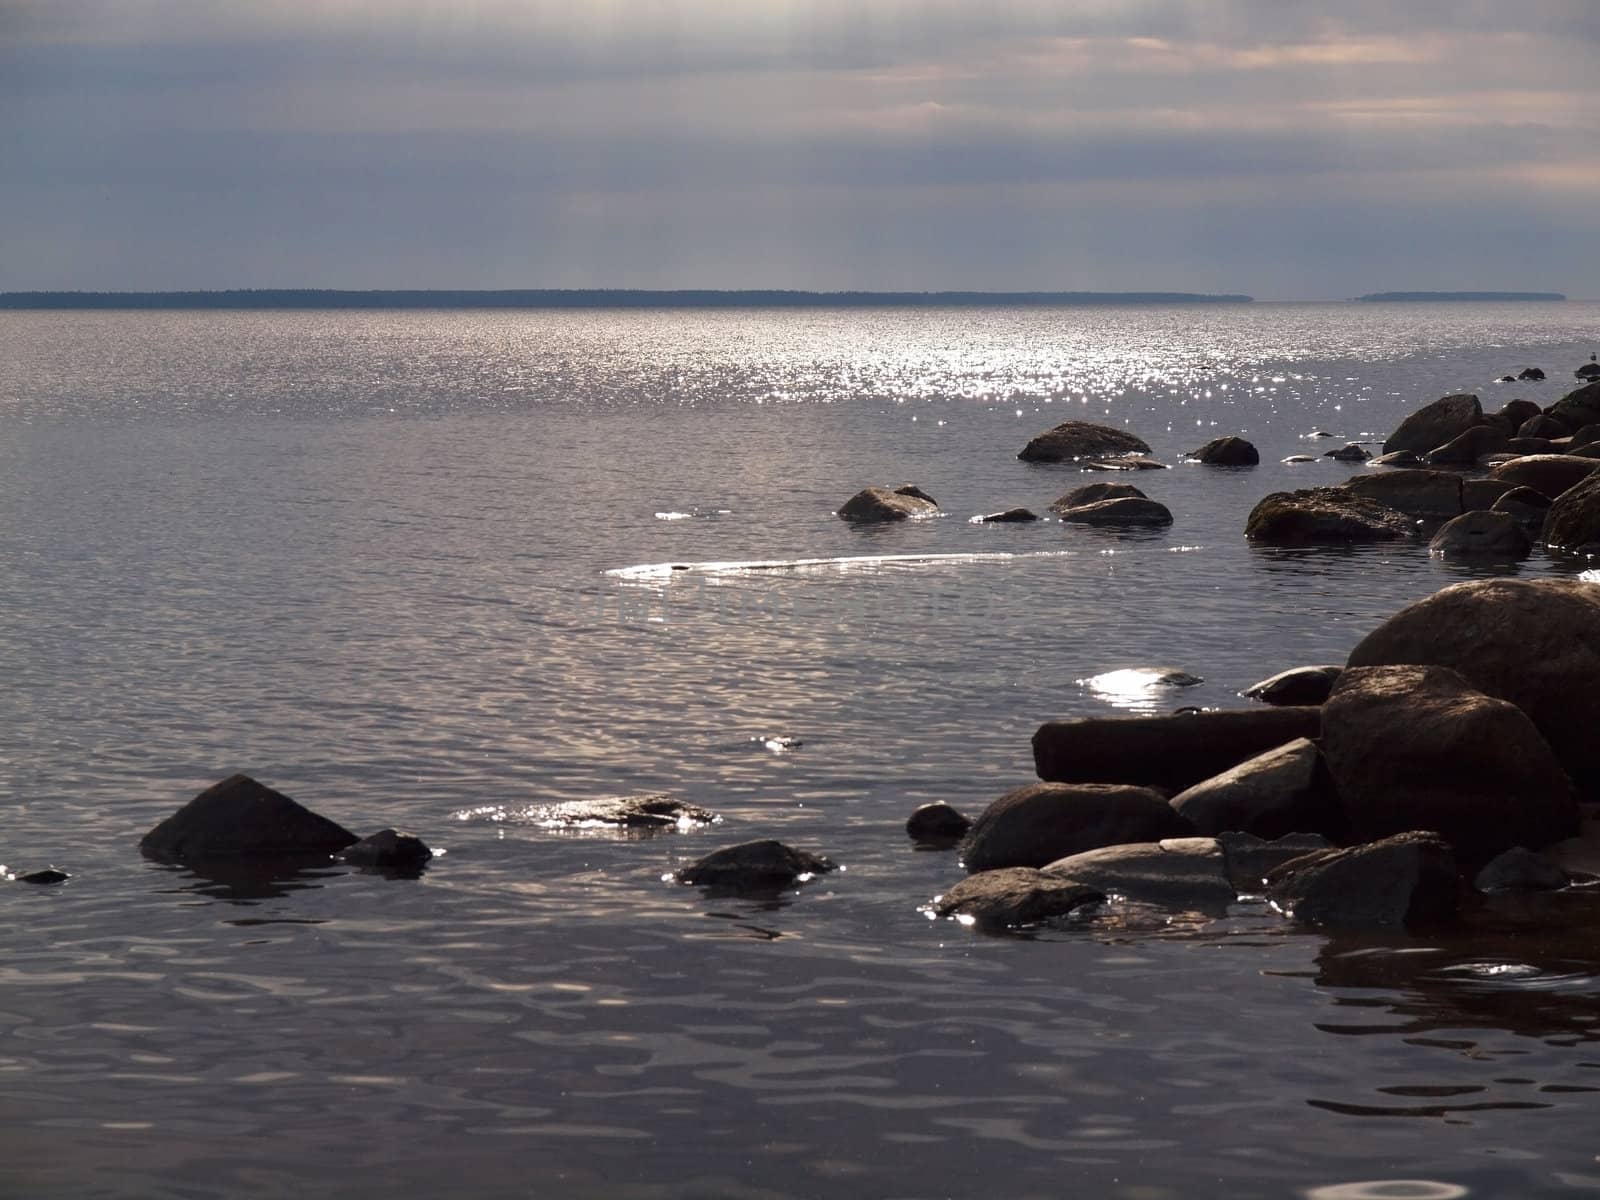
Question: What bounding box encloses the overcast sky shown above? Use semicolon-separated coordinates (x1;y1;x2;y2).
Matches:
2;0;1596;297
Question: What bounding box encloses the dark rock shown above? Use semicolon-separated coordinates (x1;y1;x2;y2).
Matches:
1423;424;1509;465
1032;706;1322;794
1341;468;1463;519
906;802;972;844
1215;832;1333;892
1056;496;1173;526
1488;484;1553;532
1018;421;1152;463
962;782;1190;874
1499;375;1516;384
1460;478;1516;511
1568;440;1600;461
1244;488;1413;543
15;867;69;885
1543;471;1600;554
1188;436;1259;466
1505;436;1556;456
1266;831;1459;928
531;794;720;828
1517;368;1546;382
1427;510;1531;559
1518;413;1570;440
1577;362;1600;380
838;486;939;522
976;507;1040;523
1550;380;1600;429
1323;443;1371;462
1368;450;1423;467
1382;393;1483;456
1042;837;1237;910
893;484;937;505
1347;579;1600;792
1048;482;1146;513
674;840;835;888
931;868;1103;926
1319;665;1578;861
1169;738;1342;840
1488;454;1600;499
1499;398;1543;427
1242;665;1341;706
1571;424;1600;449
1474;846;1569;893
340;829;433;868
140;774;359;862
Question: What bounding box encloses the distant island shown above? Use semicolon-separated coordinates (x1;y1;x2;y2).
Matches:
1356;291;1566;302
0;288;1254;310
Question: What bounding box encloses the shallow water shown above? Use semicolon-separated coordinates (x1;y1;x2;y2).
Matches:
2;303;1599;1198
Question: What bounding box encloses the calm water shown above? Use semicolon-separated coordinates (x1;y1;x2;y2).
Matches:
2;303;1599;1199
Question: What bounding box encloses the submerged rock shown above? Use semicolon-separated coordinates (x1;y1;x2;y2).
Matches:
1323;443;1372;462
1043;837;1237;910
1241;664;1341;706
838;486;939;522
14;867;70;885
1188;436;1259;466
1427;510;1531;559
975;507;1040;523
140;774;359;862
1518;367;1546;382
1018;420;1151;463
962;782;1189;874
341;829;434;869
906;802;972;844
1244;488;1412;542
1266;831;1459;929
1473;846;1570;893
931;868;1103;927
674;840;835;888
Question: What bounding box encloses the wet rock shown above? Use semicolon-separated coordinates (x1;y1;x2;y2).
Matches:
1487;453;1599;499
1423;424;1509;465
1368;450;1423;467
1215;832;1333;892
1032;707;1322;794
1543;471;1600;555
1018;421;1151;463
1381;393;1483;457
1427;510;1531;559
1048;482;1146;513
1266;831;1459;929
1319;665;1578;861
1042;837;1237;910
838;485;939;522
1244;488;1413;543
1473;846;1569;893
674;840;835;888
1577;362;1600;380
893;483;938;505
1323;443;1371;462
140;774;359;862
1169;737;1342;841
532;794;720;828
1518;367;1546;382
1241;665;1341;706
931;868;1104;926
1461;478;1516;511
1188;436;1259;466
14;867;69;885
962;782;1190;874
1341;468;1463;519
1550;380;1600;429
1506;436;1556;456
1499;375;1516;384
341;829;433;869
906;802;972;844
1488;484;1553;532
1282;454;1317;464
975;507;1040;523
1055;496;1173;526
1518;413;1570;440
1347;578;1600;793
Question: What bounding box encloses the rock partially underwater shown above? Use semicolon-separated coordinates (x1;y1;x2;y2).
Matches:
141;774;358;863
673;840;835;889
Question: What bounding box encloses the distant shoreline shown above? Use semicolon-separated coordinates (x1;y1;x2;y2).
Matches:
0;288;1255;310
1355;291;1567;302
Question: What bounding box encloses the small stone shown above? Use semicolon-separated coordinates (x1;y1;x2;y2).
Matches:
975;507;1040;523
906;803;972;843
341;829;433;869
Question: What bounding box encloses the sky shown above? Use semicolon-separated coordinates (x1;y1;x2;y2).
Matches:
2;0;1596;298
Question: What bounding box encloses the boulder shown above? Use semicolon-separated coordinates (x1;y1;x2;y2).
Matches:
1056;496;1173;526
674;840;835;888
1347;579;1600;791
341;829;433;869
1382;394;1483;457
1505;437;1556;456
1488;484;1553;532
1215;832;1333;892
1543;471;1600;554
1041;837;1238;910
1517;368;1546;382
975;507;1039;523
1341;468;1463;519
1032;707;1322;794
1266;831;1459;928
838;486;939;522
1048;482;1146;513
1426;510;1531;559
1085;456;1167;472
1473;846;1569;892
906;802;972;844
1018;421;1152;463
1323;443;1371;462
1424;424;1509;465
1319;665;1578;860
1488;454;1599;499
1571;424;1600;449
931;869;1104;926
1568;441;1600;461
140;774;359;862
1241;665;1341;706
1188;436;1259;466
1368;450;1422;467
1460;477;1516;511
1500;398;1543;426
1169;738;1343;841
1577;362;1600;380
1550;380;1600;429
1518;413;1570;440
961;782;1190;875
1244;488;1413;542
